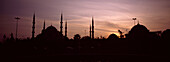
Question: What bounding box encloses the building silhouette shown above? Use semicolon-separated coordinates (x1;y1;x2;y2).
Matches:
89;24;91;38
65;21;67;37
36;25;64;41
1;12;170;62
126;23;149;40
32;13;35;39
107;34;118;40
60;13;63;34
36;14;66;40
42;20;45;33
126;22;160;40
92;17;94;39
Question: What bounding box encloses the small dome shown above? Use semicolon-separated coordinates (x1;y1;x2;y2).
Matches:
107;34;118;40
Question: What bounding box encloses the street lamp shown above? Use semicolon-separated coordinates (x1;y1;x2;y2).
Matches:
15;17;20;39
132;18;137;26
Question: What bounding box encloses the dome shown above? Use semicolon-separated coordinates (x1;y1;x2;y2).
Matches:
45;25;58;33
127;23;150;40
107;34;118;40
130;23;149;33
36;25;64;41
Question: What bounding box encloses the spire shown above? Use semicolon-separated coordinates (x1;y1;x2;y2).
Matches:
43;20;45;30
92;17;94;39
90;24;91;38
32;13;35;39
60;13;63;34
42;20;45;33
65;20;67;37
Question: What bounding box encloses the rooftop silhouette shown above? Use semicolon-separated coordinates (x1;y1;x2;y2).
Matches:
0;13;170;62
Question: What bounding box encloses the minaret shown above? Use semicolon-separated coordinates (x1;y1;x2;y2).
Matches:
43;20;45;30
65;20;67;37
92;17;94;39
60;13;63;34
89;24;91;38
42;20;45;33
32;13;35;39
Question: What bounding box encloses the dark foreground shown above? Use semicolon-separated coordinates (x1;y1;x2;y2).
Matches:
0;39;169;62
2;54;169;62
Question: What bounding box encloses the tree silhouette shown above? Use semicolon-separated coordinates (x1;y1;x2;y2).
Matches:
74;34;81;40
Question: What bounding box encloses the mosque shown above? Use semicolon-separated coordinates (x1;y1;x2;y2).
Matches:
30;13;161;41
36;25;64;41
31;13;95;41
31;13;66;41
126;22;161;40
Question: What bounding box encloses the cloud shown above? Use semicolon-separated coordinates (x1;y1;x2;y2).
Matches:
95;28;117;32
96;21;128;31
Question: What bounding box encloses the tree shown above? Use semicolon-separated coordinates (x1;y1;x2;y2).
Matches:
118;30;124;38
74;34;81;40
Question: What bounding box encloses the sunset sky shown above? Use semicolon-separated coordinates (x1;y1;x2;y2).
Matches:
1;0;170;40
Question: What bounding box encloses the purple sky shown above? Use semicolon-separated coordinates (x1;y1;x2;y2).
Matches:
1;0;170;40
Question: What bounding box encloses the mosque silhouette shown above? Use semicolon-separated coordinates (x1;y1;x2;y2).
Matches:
0;13;170;62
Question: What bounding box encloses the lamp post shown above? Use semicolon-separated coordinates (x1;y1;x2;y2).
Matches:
15;17;20;39
132;18;137;26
